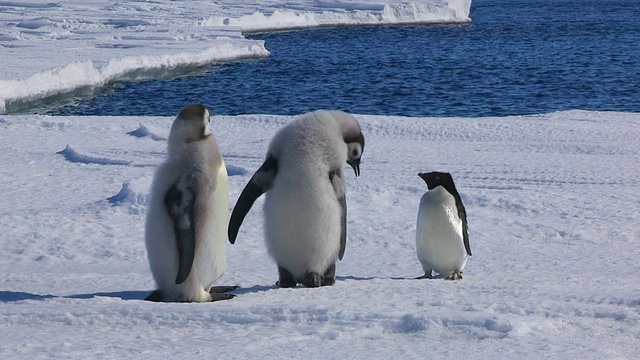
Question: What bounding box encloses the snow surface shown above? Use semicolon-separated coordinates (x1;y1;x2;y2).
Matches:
0;0;471;114
1;110;639;359
1;0;636;357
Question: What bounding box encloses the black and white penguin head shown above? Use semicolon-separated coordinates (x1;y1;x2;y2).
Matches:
345;135;364;177
168;104;212;150
330;111;365;177
418;171;457;192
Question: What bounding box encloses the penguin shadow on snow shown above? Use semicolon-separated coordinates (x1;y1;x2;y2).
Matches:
0;290;152;302
336;275;453;282
228;284;278;295
335;275;376;282
0;291;56;302
67;290;152;300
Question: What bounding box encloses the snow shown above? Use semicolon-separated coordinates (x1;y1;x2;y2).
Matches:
1;110;639;358
0;0;471;114
1;0;638;357
202;1;472;32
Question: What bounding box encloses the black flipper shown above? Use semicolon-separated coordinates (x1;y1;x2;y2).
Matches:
338;194;347;260
228;155;278;244
455;196;471;256
444;175;471;256
330;169;347;260
164;173;197;285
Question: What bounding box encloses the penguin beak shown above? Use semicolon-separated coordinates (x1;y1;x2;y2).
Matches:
347;158;360;177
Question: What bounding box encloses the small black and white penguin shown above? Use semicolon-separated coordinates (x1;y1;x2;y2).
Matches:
228;110;365;288
144;104;236;302
415;171;471;280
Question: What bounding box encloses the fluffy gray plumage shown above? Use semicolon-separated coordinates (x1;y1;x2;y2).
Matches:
144;104;231;302
228;110;365;288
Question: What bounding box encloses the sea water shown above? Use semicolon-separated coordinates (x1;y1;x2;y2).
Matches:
48;0;639;117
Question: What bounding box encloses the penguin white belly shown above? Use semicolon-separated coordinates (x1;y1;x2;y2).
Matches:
263;177;341;277
416;192;467;276
192;163;228;291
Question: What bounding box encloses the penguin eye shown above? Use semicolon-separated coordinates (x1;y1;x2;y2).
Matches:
348;143;362;159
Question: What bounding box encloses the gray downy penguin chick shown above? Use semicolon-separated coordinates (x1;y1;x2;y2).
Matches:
144;104;236;302
416;171;471;280
228;110;365;288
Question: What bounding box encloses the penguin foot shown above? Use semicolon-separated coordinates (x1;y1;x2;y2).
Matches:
209;293;236;302
277;266;297;288
321;276;336;286
276;280;297;288
445;272;463;280
144;289;235;302
210;286;239;294
301;272;322;288
209;286;238;301
415;272;433;280
322;264;336;286
144;290;163;302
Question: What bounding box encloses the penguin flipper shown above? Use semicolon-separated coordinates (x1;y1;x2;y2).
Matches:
456;197;471;256
228;155;278;244
338;194;347;260
164;173;197;285
330;169;347;260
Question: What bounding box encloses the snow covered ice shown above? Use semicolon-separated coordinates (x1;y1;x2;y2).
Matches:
1;110;639;358
1;0;639;358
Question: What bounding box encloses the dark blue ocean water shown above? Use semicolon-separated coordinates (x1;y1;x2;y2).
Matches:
47;0;639;117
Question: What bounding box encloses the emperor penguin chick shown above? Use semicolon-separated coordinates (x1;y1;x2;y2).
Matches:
228;110;365;288
144;104;236;302
416;172;471;280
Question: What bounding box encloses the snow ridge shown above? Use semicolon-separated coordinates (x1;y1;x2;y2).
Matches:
56;145;131;166
204;1;472;32
127;124;167;141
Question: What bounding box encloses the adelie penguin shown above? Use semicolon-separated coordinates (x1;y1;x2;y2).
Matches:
228;110;365;288
415;171;471;280
144;104;237;302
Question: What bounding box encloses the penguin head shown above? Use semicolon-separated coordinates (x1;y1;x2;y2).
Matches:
338;114;365;178
168;104;212;150
346;137;364;177
418;171;456;191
